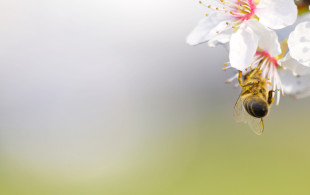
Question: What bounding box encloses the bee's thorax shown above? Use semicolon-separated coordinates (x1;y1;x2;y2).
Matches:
241;70;270;118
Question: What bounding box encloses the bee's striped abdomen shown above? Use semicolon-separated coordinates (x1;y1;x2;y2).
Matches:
243;96;268;118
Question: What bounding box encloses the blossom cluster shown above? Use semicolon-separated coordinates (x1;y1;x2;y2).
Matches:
187;0;310;105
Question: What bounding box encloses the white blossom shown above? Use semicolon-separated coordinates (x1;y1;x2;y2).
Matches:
187;0;297;47
287;22;310;67
275;21;310;99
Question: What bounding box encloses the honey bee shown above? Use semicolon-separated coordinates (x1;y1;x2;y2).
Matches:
234;69;274;135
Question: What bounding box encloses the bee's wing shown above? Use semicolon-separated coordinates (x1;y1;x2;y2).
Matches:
244;113;264;135
234;96;264;135
233;96;245;123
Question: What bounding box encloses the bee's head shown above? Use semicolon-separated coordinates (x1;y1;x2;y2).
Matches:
244;96;268;118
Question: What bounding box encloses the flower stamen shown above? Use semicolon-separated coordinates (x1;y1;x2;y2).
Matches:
251;51;285;105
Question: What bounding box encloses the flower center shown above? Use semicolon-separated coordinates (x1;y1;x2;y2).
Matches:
234;0;256;21
199;0;257;31
256;51;278;67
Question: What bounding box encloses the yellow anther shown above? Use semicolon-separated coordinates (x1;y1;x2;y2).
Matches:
224;62;228;66
282;94;285;97
222;68;226;71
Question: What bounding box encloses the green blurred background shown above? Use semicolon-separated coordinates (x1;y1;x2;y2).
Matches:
0;0;310;194
2;100;310;195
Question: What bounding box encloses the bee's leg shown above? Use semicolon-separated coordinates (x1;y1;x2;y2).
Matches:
238;71;243;87
268;90;275;105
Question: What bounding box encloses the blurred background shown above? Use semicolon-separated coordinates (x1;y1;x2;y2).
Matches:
0;0;310;194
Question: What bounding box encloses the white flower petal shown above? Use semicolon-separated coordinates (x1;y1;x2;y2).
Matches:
186;13;232;46
207;30;232;47
279;68;310;99
278;53;310;76
276;13;310;42
229;23;258;70
256;0;297;29
288;22;310;67
246;20;281;57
